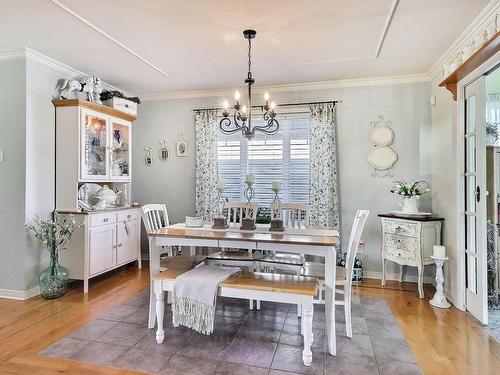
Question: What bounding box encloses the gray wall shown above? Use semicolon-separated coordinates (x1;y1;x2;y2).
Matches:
132;82;433;278
0;59;27;291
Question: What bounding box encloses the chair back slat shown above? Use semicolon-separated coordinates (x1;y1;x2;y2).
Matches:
223;202;258;225
344;210;369;285
141;204;170;232
277;203;311;228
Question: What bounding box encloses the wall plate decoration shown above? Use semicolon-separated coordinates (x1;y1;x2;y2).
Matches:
144;147;153;166
159;140;170;162
176;132;188;157
367;115;398;177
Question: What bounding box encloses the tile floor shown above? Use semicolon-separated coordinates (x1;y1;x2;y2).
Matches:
40;288;421;374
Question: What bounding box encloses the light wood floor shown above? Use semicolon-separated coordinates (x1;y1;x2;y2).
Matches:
0;264;498;375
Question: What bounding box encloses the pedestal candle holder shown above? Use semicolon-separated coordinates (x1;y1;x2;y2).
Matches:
429;256;451;309
241;180;256;230
269;186;284;232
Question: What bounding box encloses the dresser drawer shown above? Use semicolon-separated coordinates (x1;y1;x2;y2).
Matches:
382;219;419;238
384;233;419;264
117;210;138;222
90;212;116;227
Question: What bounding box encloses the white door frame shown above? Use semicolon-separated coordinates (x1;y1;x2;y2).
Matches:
457;50;500;313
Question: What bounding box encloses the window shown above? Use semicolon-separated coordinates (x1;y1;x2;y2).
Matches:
217;115;310;206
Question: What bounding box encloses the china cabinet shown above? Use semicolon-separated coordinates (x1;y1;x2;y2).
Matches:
53;99;140;293
378;213;444;299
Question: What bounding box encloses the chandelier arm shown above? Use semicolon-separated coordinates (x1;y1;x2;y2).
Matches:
219;117;241;135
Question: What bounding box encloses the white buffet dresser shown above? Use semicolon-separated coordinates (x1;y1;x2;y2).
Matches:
57;208;141;293
378;213;444;298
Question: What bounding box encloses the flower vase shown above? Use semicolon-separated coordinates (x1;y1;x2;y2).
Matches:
39;253;69;299
400;196;419;214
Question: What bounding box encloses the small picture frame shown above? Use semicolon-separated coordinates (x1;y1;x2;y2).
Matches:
159;140;170;162
176;133;188;157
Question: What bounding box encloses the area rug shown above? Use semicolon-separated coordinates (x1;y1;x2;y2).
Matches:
40;288;422;374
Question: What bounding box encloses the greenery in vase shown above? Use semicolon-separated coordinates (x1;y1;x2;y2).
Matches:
390;180;430;198
27;214;81;298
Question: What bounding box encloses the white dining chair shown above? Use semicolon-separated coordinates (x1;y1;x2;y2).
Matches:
141;204;173;328
206;201;261;309
301;209;369;338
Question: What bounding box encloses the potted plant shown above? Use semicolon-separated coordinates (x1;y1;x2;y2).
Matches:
390;180;430;214
27;214;81;299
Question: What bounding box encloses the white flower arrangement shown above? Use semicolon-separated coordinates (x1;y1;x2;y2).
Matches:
390;180;430;198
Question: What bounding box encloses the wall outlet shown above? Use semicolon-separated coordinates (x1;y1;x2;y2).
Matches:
0;150;3;163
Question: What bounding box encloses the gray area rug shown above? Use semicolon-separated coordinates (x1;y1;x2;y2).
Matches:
40;288;422;374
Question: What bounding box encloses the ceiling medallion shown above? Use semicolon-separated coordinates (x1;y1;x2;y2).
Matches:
220;29;279;140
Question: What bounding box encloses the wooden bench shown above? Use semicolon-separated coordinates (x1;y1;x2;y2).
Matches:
152;269;318;366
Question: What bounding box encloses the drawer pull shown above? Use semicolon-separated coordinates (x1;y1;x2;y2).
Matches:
103;218;108;223
127;214;132;218
118;243;123;247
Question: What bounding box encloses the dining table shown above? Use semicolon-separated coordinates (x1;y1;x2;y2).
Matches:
147;222;340;356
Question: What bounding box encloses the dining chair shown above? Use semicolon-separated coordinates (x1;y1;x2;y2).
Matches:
206;201;261;309
301;209;369;338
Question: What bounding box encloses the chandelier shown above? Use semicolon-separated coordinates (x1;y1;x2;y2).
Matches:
220;29;279;140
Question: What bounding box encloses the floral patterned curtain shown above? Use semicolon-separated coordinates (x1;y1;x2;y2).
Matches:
194;109;219;220
309;103;340;227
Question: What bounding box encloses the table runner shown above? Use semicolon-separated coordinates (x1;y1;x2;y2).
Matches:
172;265;240;334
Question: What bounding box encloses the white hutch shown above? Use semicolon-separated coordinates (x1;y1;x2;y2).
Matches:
53;99;141;293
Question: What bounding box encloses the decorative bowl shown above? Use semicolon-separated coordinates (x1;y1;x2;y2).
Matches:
185;216;204;228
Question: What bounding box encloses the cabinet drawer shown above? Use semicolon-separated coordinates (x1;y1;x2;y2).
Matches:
117;210;138;222
384;233;419;264
382;219;419;238
90;213;116;227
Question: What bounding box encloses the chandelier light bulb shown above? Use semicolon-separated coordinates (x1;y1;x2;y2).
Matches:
270;101;276;110
223;100;229;109
234;91;241;101
242;105;248;113
264;92;270;101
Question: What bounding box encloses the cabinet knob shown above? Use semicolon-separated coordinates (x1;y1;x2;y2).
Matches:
103;218;108;222
127;215;131;218
118;243;123;247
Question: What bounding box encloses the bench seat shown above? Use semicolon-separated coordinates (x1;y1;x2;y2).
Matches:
152;268;318;366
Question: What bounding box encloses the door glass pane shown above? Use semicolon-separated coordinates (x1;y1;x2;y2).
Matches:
468;254;477;294
466;215;476;253
83;114;107;177
466;175;476;212
467;95;476;132
466;135;476;173
111;121;130;178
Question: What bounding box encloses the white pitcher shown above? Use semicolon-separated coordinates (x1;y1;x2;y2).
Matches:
399;196;419;214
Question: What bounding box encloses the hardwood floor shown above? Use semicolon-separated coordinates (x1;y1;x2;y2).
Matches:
0;264;498;375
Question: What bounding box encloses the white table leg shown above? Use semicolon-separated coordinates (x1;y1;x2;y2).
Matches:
325;248;336;356
302;297;313;366
417;265;424;299
399;265;404;282
189;246;196;256
148;236;161;329
154;281;165;343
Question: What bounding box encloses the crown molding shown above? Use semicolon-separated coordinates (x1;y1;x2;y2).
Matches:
140;73;431;102
0;47;131;96
428;0;499;80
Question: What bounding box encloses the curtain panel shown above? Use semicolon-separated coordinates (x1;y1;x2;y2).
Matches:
194;109;219;220
309;102;340;227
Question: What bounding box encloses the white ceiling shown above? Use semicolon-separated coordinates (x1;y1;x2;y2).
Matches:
0;0;491;95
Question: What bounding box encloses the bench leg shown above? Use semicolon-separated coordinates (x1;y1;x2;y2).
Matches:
302;297;313;367
154;282;165;344
249;300;254;310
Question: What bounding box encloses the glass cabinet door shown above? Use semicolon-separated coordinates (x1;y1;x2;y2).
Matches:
110;117;131;180
81;110;109;180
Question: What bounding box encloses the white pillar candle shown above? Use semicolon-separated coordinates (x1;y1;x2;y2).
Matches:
217;180;225;190
272;181;281;190
433;245;446;258
245;174;254;184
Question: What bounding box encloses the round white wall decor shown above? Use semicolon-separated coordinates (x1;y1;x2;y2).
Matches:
367;115;398;177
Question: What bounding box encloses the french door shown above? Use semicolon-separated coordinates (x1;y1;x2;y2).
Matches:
464;76;488;324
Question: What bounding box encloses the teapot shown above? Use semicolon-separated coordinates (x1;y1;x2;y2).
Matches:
95;185;117;205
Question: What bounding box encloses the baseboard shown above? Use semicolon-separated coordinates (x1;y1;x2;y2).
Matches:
363;271;435;285
0;286;40;300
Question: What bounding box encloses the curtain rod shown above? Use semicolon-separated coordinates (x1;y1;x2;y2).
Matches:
192;100;340;112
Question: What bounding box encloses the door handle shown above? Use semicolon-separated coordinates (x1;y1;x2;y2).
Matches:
476;186;481;203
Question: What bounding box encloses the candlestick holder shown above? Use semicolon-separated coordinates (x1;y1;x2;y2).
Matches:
212;187;229;229
429;256;451;309
269;187;284;232
241;181;256;230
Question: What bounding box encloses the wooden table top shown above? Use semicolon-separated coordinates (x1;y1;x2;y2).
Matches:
148;225;340;247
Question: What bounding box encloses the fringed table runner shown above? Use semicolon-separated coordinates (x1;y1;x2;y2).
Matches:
172;265;240;334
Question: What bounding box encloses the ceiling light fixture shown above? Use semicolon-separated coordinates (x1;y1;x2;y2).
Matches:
220;29;278;140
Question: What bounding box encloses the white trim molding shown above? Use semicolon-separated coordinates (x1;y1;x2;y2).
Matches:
141;73;431;101
0;286;40;301
364;271;435;285
428;0;499;81
0;47;132;96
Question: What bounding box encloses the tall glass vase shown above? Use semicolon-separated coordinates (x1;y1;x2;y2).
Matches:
39;252;69;299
